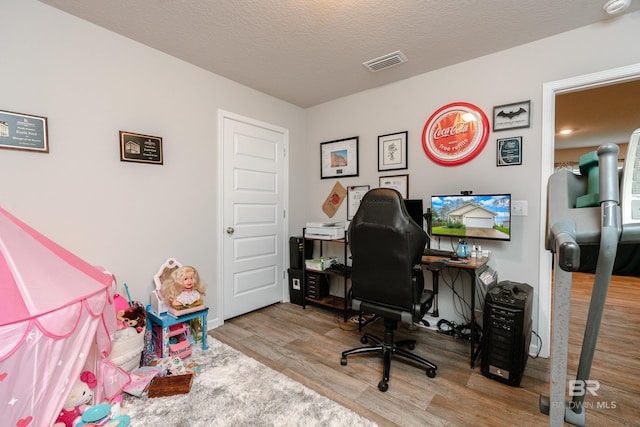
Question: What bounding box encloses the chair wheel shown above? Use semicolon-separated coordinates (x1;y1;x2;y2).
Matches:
341;357;347;366
360;336;368;344
407;343;415;350
378;381;388;392
427;368;436;378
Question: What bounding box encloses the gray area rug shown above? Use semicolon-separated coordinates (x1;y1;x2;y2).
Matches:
123;338;378;427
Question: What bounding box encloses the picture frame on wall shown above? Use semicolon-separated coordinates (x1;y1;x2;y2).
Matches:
493;100;531;131
119;131;163;165
320;136;359;179
347;185;370;220
497;136;522;166
0;109;49;153
378;131;408;171
379;174;409;199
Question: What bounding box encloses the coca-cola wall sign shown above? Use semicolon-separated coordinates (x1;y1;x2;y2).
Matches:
422;102;489;166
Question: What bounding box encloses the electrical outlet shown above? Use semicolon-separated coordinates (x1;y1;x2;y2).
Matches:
512;200;528;216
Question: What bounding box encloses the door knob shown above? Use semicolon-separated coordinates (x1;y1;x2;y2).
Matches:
226;227;235;234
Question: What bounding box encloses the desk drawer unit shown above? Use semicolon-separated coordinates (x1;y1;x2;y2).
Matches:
306;272;329;300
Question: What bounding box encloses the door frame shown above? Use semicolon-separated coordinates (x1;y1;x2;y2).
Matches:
538;62;640;358
214;109;290;327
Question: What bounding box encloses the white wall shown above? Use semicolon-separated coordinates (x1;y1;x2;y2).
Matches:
3;0;639;355
0;0;307;325
304;11;640;355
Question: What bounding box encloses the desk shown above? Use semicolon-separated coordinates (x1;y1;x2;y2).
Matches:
422;255;489;369
146;305;209;358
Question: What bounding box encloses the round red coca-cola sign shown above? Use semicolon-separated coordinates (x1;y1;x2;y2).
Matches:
422;102;489;166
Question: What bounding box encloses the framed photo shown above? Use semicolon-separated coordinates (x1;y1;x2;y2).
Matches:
379;174;409;199
347;185;370;220
493;100;531;131
378;131;407;171
497;136;522;166
119;131;163;165
0;109;49;153
320;136;359;179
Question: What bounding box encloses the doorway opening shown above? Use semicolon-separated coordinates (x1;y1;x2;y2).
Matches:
538;63;640;358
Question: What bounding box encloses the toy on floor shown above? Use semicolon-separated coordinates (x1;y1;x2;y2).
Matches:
150;355;200;377
54;371;97;427
75;398;130;427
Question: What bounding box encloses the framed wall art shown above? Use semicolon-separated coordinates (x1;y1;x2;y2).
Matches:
378;131;407;171
320;136;359;179
379;174;409;199
347;185;370;220
497;136;522;166
422;102;489;166
0;109;49;153
119;131;163;165
493;100;531;131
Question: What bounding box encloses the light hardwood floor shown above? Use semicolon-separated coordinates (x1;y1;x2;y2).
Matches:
209;273;640;426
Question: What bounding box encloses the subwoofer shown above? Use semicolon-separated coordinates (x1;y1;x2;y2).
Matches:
481;281;533;386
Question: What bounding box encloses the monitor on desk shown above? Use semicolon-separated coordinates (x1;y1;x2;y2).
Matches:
430;193;511;241
403;199;424;229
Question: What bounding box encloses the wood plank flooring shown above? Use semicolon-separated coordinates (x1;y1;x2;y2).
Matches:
209;273;640;426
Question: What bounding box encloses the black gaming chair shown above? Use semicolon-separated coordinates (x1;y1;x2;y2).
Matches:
340;188;437;392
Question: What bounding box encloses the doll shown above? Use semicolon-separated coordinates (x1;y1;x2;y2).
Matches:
160;265;206;308
54;371;97;427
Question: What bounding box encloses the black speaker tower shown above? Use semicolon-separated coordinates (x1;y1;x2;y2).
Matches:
481;281;533;387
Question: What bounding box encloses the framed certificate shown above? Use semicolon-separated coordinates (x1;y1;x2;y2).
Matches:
119;131;163;165
347;185;370;220
379;174;409;199
497;137;522;166
0;109;49;153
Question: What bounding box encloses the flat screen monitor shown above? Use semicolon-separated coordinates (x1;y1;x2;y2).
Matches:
403;199;424;228
430;194;511;241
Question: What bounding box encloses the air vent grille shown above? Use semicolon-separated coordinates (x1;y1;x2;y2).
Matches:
363;50;408;72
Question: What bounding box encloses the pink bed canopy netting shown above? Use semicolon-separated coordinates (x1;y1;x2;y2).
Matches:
0;206;130;426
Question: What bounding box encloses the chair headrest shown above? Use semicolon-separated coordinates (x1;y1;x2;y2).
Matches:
351;188;413;228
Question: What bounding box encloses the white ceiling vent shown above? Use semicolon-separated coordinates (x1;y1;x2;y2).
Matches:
363;50;408;72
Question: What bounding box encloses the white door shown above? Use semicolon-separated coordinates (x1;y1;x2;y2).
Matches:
221;112;287;320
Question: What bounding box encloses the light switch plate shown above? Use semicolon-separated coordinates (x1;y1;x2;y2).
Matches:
512;200;528;216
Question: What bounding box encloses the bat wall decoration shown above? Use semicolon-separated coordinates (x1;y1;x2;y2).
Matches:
496;107;527;119
493;100;531;131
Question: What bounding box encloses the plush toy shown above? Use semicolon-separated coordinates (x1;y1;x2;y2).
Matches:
114;294;146;332
54;371;97;427
160;265;206;308
117;304;147;333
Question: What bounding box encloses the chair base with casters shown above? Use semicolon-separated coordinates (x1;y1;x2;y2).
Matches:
341;317;437;392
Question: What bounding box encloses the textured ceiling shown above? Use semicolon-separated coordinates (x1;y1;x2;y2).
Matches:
37;0;640;108
556;80;640;150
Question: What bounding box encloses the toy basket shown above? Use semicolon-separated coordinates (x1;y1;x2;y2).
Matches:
111;327;145;371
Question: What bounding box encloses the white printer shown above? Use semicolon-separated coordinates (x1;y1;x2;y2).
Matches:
304;221;346;240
